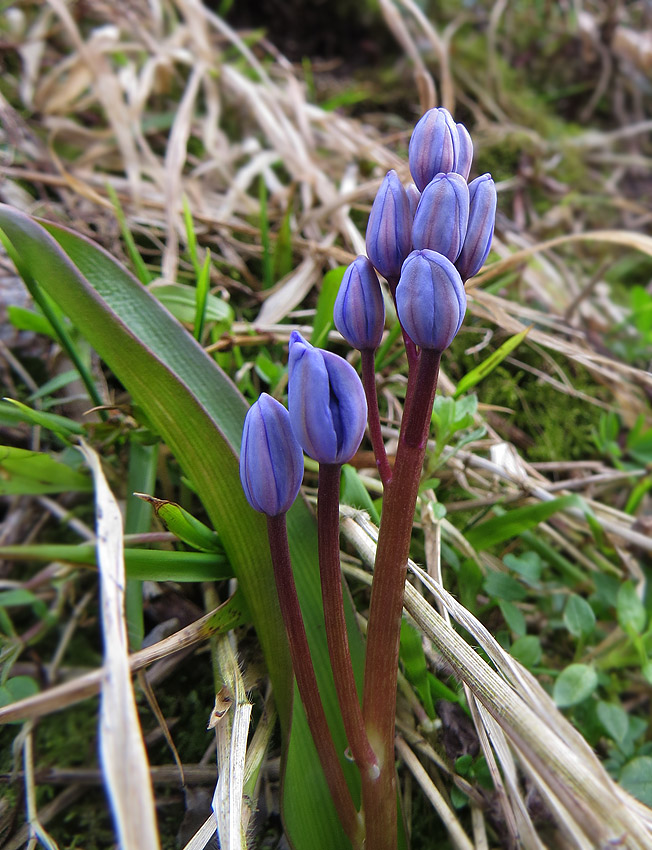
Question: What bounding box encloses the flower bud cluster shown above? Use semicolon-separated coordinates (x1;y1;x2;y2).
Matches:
335;107;497;354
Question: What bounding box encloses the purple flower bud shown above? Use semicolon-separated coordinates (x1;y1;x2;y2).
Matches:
412;173;470;263
395;250;466;352
365;170;412;281
405;183;421;219
334;256;385;351
455;173;497;282
455;123;473;181
240;393;304;516
288;331;367;465
408;108;459;192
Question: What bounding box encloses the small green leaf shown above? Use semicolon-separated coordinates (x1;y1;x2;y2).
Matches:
484;571;527;602
0;445;92;495
135;493;223;553
503;551;542;584
465;495;579;550
616;581;647;635
8;305;57;338
564;594;596;640
553;663;598;707
150;283;233;327
340;464;380;525
596;701;629;745
454;326;531;398
619;756;652;807
311;266;345;349
400;620;435;718
2;399;83;439
498;600;526;635
510;635;542;669
0;677;40;718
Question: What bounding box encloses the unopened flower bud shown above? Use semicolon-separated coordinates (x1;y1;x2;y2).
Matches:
455;123;473;181
288;331;367;465
408;107;459;192
334;256;385;351
365;170;412;280
412;173;470;263
455;173;497;282
405;183;421;218
396;250;466;352
240;394;304;516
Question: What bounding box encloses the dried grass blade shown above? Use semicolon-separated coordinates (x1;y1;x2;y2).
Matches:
78;440;161;850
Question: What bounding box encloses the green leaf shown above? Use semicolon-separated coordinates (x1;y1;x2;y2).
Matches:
340;464;380;525
563;594;596;640
465;495;579;550
1;399;83;439
0;205;361;850
134;494;223;553
400;620;435;718
150;283;233;327
503;551;542;584
0;544;233;582
498;600;526;636
454;326;531;398
484;572;527;602
8;305;57;338
510;635;541;669
0;677;40;721
311;266;345;349
0;445;92;495
553;664;598;707
596;701;629;746
616;581;647;635
619;757;652;807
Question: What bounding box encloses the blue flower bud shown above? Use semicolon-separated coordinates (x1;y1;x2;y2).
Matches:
455;173;497;282
455;123;473;181
395;250;466;352
365;170;412;280
288;331;367;465
412;173;470;263
240;393;304;516
408;108;459;192
405;183;421;218
334;256;385;351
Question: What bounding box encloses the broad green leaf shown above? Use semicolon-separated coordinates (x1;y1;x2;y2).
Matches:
619;757;652;807
563;594;596;640
454;326;531;398
0;445;91;495
0;205;360;850
553;663;598;707
0;677;40;721
311;266;345;349
596;701;629;746
150;283;233;327
465;495;579;550
503;551;543;584
616;581;647;635
8;305;57;338
0;544;232;582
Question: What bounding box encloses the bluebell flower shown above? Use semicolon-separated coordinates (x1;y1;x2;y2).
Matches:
288;331;367;465
365;170;412;281
240;393;304;516
412;173;470;263
455;123;473;181
408;108;459;192
395;250;466;351
455;173;497;282
334;256;385;351
405;183;421;218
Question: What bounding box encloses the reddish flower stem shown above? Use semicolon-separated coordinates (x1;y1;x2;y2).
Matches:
266;514;363;848
361;348;441;850
318;464;380;784
360;350;392;486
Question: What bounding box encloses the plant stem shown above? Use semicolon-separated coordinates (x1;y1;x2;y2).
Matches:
361;349;441;850
266;514;363;848
318;463;380;783
361;350;392;486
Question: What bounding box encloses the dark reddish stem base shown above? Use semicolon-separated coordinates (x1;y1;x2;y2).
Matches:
361;349;441;850
266;514;363;848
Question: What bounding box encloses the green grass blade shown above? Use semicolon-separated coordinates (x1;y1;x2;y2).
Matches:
454;326;531;398
0;445;92;495
465;494;579;549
